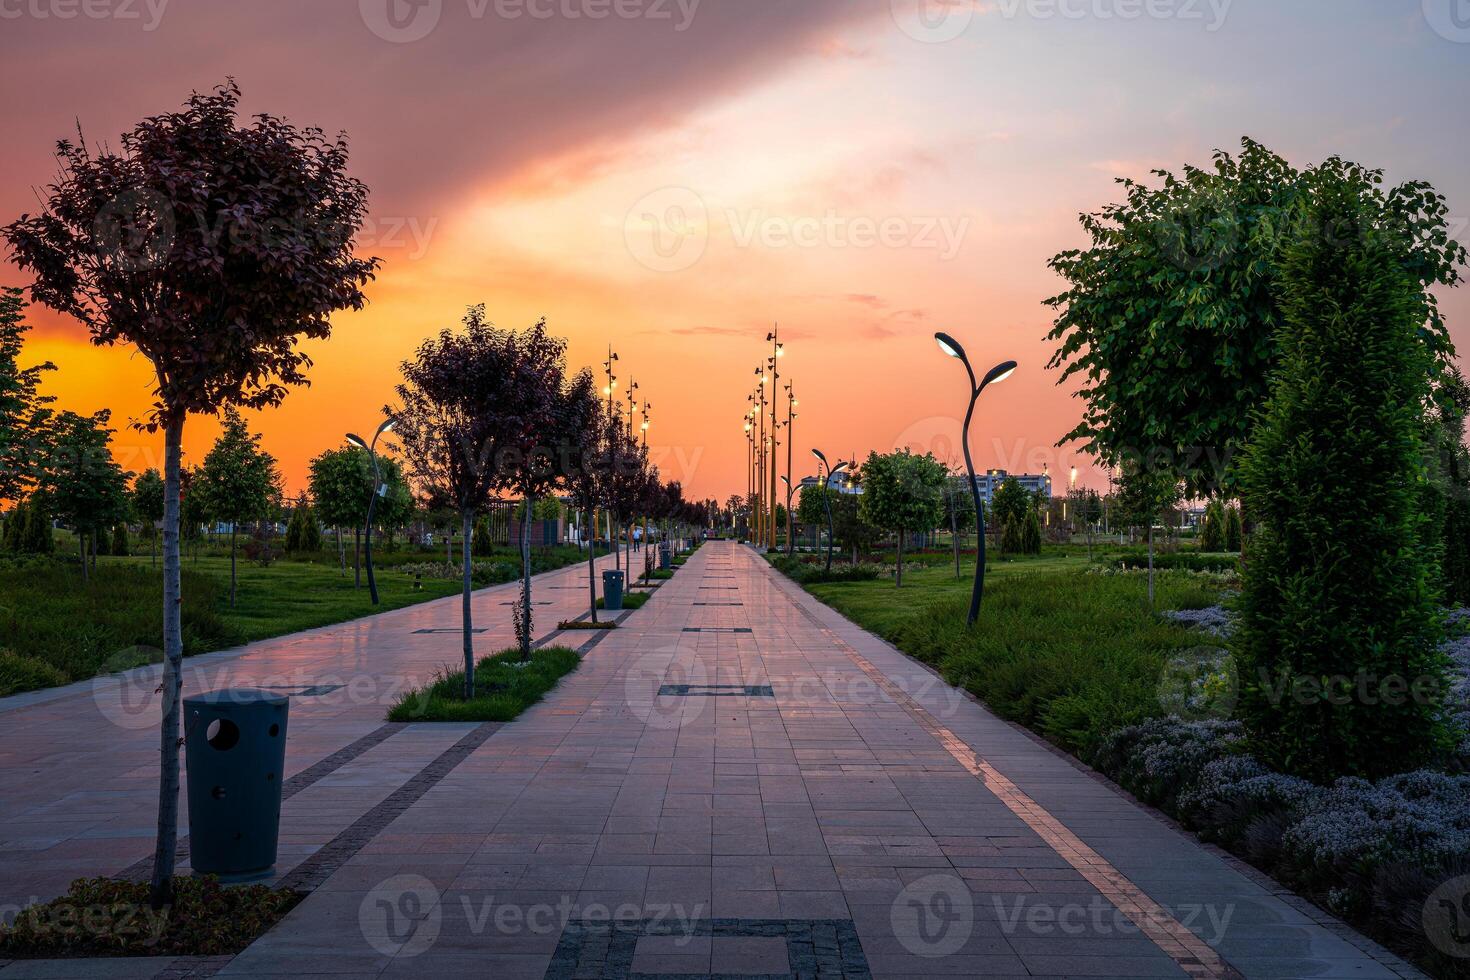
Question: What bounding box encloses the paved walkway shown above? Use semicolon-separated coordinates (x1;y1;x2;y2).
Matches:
0;543;1424;979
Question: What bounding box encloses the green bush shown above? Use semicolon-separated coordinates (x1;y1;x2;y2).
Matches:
0;649;69;697
1198;500;1226;552
1108;551;1239;574
1236;172;1450;780
769;554;881;585
0;876;299;957
0;557;240;686
388;646;581;722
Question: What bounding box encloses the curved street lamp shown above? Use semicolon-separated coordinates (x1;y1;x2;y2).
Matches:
346;415;397;606
935;331;1016;626
811;449;849;574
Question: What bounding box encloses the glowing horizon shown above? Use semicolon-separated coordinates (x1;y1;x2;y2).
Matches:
3;0;1468;501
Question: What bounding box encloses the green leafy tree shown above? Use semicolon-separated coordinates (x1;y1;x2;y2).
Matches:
1198;499;1226;552
2;500;23;551
132;468;165;566
40;410;130;581
4;82;377;907
0;288;56;505
1236;168;1449;780
22;496;55;554
111;523;130;556
309;447;373;582
283;492;321;553
859;450;945;587
472;515;495;557
1047;139;1465;499
1224;504;1243;553
1115;464;1181;607
196;408;281;606
1022;506;1042;555
1000;514;1024;555
1428;368;1470;604
990;478;1030;538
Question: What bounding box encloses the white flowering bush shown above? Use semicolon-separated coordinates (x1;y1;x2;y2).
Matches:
1177;755;1321;854
1090;716;1243;809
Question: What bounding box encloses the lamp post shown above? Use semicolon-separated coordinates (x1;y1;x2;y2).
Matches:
345;416;397;606
811;449;849;574
935;332;1016;626
766;328;783;551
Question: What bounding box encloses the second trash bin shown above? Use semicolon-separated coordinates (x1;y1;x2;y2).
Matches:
184;688;289;881
603;569;625;610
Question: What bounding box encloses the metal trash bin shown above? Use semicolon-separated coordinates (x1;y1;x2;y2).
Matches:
658;544;672;570
184;689;289;881
603;570;625;610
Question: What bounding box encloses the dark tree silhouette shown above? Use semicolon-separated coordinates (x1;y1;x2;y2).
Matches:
3;81;377;907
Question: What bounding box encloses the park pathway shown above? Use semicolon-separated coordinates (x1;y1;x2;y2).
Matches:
0;542;1425;979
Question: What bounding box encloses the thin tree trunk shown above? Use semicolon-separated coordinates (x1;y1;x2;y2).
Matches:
1147;524;1156;608
336;525;345;576
151;527;157;568
353;527;361;588
586;507;599;625
229;527;237;607
461;511;475;699
896;532;904;588
521;495;534;661
950;501;960;580
79;531;88;584
150;415;185;910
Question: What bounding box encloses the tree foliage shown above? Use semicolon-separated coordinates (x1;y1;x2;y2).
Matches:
860;450;946;587
2;80;377;907
0;288;55;504
197;408;281;605
1235;165;1449;780
1046;139;1466;498
40;410;130;578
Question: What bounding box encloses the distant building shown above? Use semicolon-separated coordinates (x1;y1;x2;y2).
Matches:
796;473;861;495
972;469;1052;507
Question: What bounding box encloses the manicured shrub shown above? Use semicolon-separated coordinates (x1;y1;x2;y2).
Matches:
1223;504;1243;552
22;499;53;553
1235;172;1450;780
1198;500;1226;552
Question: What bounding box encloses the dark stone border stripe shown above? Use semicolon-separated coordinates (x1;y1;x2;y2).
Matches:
413;628;488;634
659;684;773;698
693;602;744;606
545;918;871;980
277;722;500;892
682;627;753;634
118;722;408;883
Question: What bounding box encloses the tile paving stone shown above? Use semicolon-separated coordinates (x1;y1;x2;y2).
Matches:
0;544;1432;979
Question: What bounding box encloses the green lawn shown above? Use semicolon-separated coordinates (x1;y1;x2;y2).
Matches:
388;645;582;722
787;549;1227;755
0;543;589;697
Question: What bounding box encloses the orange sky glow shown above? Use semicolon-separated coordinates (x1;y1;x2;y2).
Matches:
3;1;1468;502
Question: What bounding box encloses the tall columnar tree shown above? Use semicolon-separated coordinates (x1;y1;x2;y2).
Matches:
1237;164;1450;780
132;468;165;566
0;288;56;505
859;449;946;587
990;477;1030;542
3;81;377;907
41;410;130;580
197;408;281;606
1198;499;1226;552
1046;139;1465;499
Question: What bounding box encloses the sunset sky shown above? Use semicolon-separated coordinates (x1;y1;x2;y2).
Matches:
3;0;1468;501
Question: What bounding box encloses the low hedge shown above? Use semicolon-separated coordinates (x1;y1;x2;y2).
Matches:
388;646;581;722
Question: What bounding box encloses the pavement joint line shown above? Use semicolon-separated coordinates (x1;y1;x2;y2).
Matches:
275;721;501;893
768;563;1242;980
115;722;410;884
